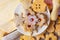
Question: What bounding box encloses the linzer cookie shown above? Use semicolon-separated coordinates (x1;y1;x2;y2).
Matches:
31;0;47;12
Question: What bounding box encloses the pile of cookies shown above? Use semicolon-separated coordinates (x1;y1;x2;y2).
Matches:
20;16;60;40
15;0;48;33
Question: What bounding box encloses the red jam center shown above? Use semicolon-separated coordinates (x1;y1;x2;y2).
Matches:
27;13;31;16
28;25;31;27
38;18;41;21
31;18;34;22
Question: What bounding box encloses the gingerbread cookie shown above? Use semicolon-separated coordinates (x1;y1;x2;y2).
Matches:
45;33;57;40
47;21;55;33
55;24;60;36
31;0;47;12
36;34;45;40
20;35;35;40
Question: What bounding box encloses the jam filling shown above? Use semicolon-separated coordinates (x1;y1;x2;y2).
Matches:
28;25;31;27
31;18;34;22
27;13;31;16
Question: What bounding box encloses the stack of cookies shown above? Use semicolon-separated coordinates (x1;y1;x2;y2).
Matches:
19;16;60;40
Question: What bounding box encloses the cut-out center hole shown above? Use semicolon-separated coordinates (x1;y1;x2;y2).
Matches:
39;4;40;6
28;25;31;28
22;39;24;40
36;7;38;9
36;4;37;6
39;38;44;40
39;7;40;9
31;18;34;21
38;18;41;22
27;13;31;16
49;38;52;40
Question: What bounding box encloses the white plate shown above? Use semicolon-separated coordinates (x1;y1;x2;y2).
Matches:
15;3;50;36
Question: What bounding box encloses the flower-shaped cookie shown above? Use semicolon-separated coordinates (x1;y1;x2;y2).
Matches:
55;24;60;36
31;0;47;12
36;34;45;40
45;33;57;40
56;17;60;24
47;22;55;33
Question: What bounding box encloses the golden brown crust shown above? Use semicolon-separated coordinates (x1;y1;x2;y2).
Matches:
20;35;35;40
47;21;55;33
31;0;47;12
55;24;60;36
56;16;60;24
36;34;45;40
45;33;57;40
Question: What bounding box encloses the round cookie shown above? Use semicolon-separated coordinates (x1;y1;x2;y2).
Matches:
47;21;55;33
31;0;47;12
55;24;60;36
20;35;35;40
36;34;45;40
45;33;57;40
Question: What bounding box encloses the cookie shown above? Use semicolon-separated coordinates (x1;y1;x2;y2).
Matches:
36;34;45;40
45;33;57;40
20;35;35;40
55;24;60;36
47;21;55;33
56;16;60;24
23;24;34;32
31;0;47;12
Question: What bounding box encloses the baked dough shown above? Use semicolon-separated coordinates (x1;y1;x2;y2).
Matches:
36;34;45;40
55;24;60;36
20;35;35;40
45;33;57;40
47;21;55;33
31;0;47;12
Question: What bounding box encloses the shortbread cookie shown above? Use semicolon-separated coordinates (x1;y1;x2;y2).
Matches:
55;24;60;36
31;0;47;12
36;34;45;40
47;21;55;33
20;35;35;40
45;33;57;40
56;16;60;24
